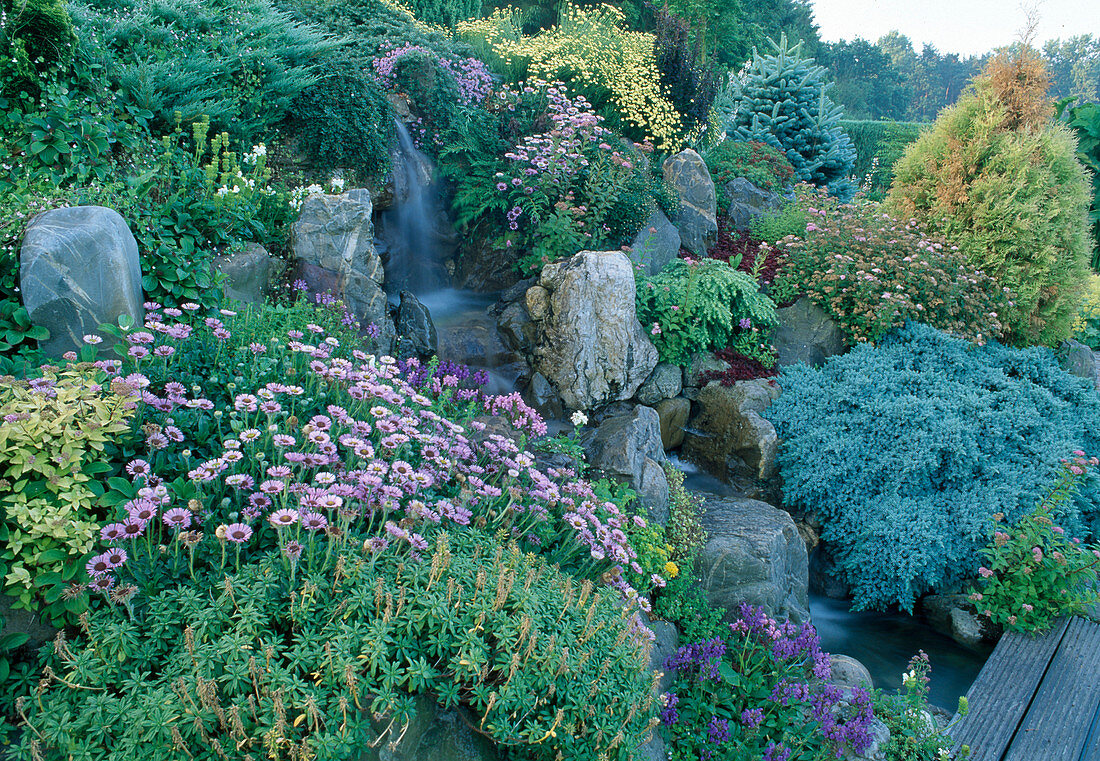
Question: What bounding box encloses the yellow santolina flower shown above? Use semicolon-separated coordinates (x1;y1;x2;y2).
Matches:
664;561;679;579
459;3;684;149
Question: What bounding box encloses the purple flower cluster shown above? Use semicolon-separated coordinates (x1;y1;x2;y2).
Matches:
372;43;492;106
79;307;656;629
400;358;488;400
664;637;727;681
732;602;831;680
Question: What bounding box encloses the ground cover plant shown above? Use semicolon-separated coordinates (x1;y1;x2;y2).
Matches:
636;257;778;368
769;186;1010;344
888;43;1095;346
7;295;666;759
767;322;1100;612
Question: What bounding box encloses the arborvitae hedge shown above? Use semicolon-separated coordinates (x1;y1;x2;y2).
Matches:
888;48;1094;346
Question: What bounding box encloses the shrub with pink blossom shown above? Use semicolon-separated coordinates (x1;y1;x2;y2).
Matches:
488;81;663;273
769;185;1011;344
971;453;1100;633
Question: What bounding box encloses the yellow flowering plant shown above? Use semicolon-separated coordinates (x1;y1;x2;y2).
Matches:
459;3;685;149
0;367;137;619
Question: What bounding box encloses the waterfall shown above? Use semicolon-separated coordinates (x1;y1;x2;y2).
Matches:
377;119;448;297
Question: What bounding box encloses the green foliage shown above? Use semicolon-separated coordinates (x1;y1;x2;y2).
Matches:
748;202;806;243
0;368;135;708
407;0;480;28
970;454;1100;633
888;60;1094;346
705;139;795;209
281;52;394;183
721;34;857;200
1072;274;1100;348
651;6;719;139
115;117;292;305
69;0;334;145
0;0;75;98
840;119;927;198
637;258;778;367
770;186;1009;344
767;322;1100;612
1058;99;1100;270
872;651;969;761
14;530;657;761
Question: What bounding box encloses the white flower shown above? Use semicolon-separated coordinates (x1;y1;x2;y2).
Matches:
570;411;588;427
330;176;345;191
217;186;228;196
902;669;916;684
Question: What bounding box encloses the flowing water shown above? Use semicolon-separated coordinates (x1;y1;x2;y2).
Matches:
671;455;990;709
377;120;449;296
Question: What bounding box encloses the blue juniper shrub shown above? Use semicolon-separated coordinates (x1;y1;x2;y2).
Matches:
767;322;1100;612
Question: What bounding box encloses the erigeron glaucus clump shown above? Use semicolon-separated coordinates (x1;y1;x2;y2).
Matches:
81;306;658;622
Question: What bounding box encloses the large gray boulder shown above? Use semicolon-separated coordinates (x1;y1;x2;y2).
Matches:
290;189;394;350
358;694;499;761
683;379;780;489
663;149;718;257
213;243;283;305
533;251;658;410
725;177;784;231
19;206;143;357
1063;339;1100;391
774;297;848;367
698;496;810;624
583;405;669;522
628;208;681;276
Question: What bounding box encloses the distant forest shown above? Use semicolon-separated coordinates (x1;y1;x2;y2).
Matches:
474;0;1100;121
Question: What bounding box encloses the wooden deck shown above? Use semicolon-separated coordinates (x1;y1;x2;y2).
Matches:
949;616;1100;761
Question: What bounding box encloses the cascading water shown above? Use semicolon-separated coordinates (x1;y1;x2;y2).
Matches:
378;119;526;395
377;119;448;296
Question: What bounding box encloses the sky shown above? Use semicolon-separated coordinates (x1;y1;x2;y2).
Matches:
811;0;1100;57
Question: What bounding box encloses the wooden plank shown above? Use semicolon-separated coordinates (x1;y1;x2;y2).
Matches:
1004;617;1100;761
949;618;1070;761
1074;698;1100;761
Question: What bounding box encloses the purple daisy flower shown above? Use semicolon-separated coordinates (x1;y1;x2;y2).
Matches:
223;523;253;543
162;507;192;530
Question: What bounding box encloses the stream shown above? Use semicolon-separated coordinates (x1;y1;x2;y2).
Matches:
674;454;991;709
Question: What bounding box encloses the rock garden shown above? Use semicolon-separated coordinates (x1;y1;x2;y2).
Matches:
1;0;1100;759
